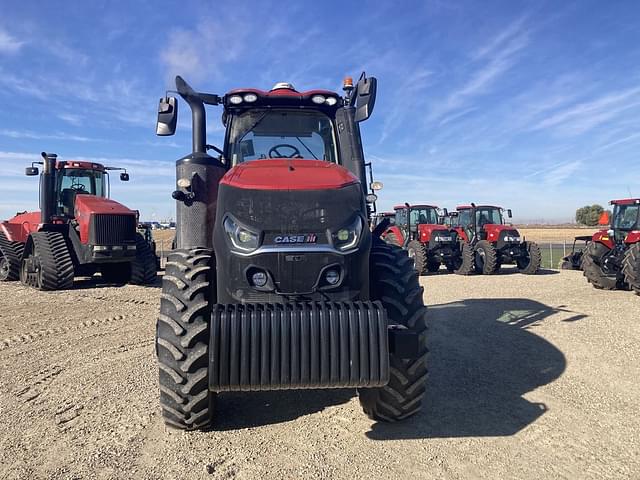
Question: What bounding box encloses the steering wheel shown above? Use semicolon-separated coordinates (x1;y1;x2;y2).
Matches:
268;144;302;159
71;184;86;192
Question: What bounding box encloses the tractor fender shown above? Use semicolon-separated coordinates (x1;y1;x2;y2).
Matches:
591;230;615;250
624;230;640;245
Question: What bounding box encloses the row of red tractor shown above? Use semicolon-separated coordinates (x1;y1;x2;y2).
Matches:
371;201;640;295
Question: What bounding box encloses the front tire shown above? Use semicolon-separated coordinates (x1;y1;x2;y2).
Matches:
358;240;428;422
156;249;215;430
622;242;640;295
474;240;499;275
582;242;623;290
516;241;541;274
406;240;427;275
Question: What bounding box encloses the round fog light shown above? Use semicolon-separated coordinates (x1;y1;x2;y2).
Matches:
325;269;340;285
252;271;268;287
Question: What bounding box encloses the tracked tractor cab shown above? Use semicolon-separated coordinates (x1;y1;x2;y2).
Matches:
154;74;429;430
582;199;640;293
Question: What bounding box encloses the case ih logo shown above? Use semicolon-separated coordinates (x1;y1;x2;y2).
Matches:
274;234;318;244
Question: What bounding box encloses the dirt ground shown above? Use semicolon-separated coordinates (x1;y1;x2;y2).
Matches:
1;269;638;479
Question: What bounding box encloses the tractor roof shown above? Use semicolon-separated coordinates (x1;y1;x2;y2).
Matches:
393;204;439;210
55;160;105;172
610;198;640;205
457;204;502;210
224;83;342;110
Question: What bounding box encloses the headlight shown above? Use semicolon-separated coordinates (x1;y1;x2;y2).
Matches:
243;93;258;102
223;216;260;252
311;95;326;104
229;95;243;105
332;216;363;251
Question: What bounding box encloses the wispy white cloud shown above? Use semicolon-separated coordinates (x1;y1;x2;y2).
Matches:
0;28;24;54
57;112;83;126
531;86;640;135
543;160;582;185
0;129;96;142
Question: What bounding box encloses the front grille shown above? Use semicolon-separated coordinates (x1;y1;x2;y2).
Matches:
89;214;136;245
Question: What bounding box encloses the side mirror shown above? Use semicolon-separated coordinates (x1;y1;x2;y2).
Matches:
156;96;178;136
507;209;512;218
25;167;39;176
598;211;610;225
120;172;130;181
442;208;448;216
354;76;377;122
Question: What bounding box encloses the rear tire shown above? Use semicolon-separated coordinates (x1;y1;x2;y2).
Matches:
156;248;215;430
20;232;74;291
452;242;475;275
130;233;158;285
474;240;499;275
582;242;622;290
0;233;23;281
406;240;427;275
516;241;541;274
358;240;428;422
622;242;640;295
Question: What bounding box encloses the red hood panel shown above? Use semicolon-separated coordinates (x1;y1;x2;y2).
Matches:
1;211;41;243
221;160;359;191
75;195;135;215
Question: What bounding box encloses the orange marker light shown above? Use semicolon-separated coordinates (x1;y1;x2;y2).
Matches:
343;76;353;88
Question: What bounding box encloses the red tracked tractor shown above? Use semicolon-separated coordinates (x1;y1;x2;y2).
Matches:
450;203;541;275
582;198;640;294
154;73;428;430
382;204;472;274
0;153;157;290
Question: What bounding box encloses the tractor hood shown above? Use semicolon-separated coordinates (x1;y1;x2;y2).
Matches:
483;224;519;243
1;211;41;243
417;224;451;243
74;195;135;216
220;159;359;191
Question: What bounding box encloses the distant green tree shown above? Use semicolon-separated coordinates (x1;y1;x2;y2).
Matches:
576;204;605;226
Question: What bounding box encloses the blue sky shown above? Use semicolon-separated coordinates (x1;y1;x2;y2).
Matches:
1;0;639;223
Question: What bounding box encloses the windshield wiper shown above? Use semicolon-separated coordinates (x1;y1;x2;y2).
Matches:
296;137;318;160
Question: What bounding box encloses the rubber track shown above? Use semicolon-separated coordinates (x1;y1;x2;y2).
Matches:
474;240;499;275
582;242;621;290
518;241;542;274
0;232;23;281
156;248;214;430
131;233;158;285
622;242;640;295
25;232;74;290
358;240;429;422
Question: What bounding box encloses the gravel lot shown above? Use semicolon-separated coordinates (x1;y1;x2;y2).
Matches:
1;268;638;479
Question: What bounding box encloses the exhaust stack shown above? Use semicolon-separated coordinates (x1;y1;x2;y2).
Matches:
40;152;57;224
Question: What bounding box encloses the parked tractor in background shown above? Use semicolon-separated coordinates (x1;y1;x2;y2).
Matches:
154;73;428;430
370;211;395;230
0;153;157;290
451;203;541;275
582;198;640;294
383;204;472;274
560;235;592;270
137;223;161;270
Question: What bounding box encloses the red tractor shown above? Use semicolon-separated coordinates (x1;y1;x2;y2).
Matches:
0;153;157;290
153;73;428;430
383;204;473;274
450;203;541;275
582;198;640;294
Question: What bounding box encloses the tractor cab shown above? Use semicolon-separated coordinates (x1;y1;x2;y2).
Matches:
455;204;513;243
392;204;443;244
54;163;107;217
610;199;640;242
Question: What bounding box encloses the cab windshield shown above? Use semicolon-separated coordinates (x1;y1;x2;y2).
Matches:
613;204;639;230
56;168;106;215
410;207;438;225
227;109;337;165
475;207;503;226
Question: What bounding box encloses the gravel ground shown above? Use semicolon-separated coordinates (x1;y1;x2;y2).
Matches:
0;268;638;479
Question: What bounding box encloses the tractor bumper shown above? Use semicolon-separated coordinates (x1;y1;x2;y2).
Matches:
208;301;393;392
